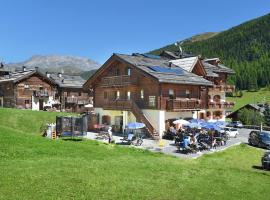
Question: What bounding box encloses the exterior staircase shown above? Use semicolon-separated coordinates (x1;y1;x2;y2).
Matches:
131;100;159;139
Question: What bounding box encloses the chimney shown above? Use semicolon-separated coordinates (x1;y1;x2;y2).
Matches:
22;66;26;72
0;62;3;68
58;72;62;78
46;71;50;78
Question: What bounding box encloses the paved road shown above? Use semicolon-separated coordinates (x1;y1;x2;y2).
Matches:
85;128;257;159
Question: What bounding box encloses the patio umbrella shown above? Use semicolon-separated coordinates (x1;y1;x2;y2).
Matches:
214;121;227;128
201;123;221;131
173;119;190;125
186;122;201;129
189;119;205;125
127;122;145;129
207;119;217;123
84;104;93;108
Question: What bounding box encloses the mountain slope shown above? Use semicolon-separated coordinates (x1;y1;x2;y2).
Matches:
6;55;100;75
150;13;270;90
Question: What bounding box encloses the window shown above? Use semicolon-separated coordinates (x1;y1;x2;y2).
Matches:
213;95;221;103
104;91;107;99
116;91;120;99
127;91;131;100
115;68;120;76
140;89;144;99
67;92;70;97
149;96;156;107
169;89;174;99
186;90;190;99
24;84;29;89
79;92;81;96
25;100;30;104
126;67;131;76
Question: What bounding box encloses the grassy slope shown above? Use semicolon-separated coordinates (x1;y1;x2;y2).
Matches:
227;88;270;111
0;108;77;135
0;108;270;199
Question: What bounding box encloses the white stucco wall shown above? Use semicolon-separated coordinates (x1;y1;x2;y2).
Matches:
94;108;136;132
32;96;54;111
165;111;194;120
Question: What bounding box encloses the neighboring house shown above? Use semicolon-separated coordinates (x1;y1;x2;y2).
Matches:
47;72;92;113
84;52;235;137
0;66;57;110
227;103;265;121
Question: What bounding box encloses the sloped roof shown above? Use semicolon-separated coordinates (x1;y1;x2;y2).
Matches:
169;57;198;72
227;103;265;118
0;69;56;85
49;73;86;89
218;64;235;74
202;61;220;77
202;60;235;76
115;54;212;86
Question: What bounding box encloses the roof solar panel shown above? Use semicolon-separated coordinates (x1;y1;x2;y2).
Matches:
142;54;161;59
148;66;184;75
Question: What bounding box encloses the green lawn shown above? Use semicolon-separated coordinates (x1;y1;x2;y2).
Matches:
0;108;270;200
227;88;270;111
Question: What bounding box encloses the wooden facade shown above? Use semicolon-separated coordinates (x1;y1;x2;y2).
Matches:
0;71;57;110
58;87;92;113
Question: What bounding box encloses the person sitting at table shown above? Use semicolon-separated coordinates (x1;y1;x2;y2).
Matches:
183;135;191;149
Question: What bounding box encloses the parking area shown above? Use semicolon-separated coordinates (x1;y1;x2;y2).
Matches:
85;128;258;159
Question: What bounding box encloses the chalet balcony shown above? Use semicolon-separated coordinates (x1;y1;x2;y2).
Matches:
208;101;235;109
166;99;202;111
100;75;137;87
103;99;132;110
66;97;78;104
209;84;235;93
33;90;49;98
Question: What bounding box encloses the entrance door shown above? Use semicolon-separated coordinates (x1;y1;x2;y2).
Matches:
39;99;44;110
199;113;205;120
115;116;123;133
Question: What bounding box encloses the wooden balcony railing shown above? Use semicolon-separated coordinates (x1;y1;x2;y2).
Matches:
209;84;235;93
66;97;78;104
166;99;202;111
103;99;132;110
33;90;49;98
100;75;137;87
208;101;235;109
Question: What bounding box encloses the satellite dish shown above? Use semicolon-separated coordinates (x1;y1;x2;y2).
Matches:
175;41;183;57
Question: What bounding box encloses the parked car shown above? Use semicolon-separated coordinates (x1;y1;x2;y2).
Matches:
261;152;270;170
228;121;244;128
248;131;270;149
224;127;239;138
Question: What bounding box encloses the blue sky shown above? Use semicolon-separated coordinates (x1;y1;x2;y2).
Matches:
0;0;269;64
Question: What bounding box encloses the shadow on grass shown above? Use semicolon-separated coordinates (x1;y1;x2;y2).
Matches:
61;137;84;142
252;165;264;170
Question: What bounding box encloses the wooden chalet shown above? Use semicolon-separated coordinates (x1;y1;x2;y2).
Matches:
47;72;92;113
0;66;57;110
84;52;235;137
